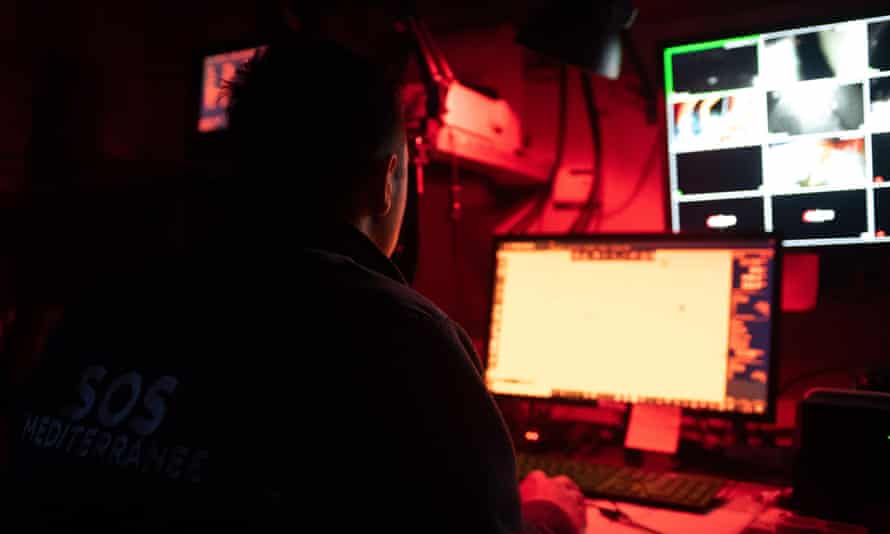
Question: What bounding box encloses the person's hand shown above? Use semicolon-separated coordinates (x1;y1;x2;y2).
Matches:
520;470;587;533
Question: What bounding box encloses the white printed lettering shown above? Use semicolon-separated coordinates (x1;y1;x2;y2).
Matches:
34;416;50;447
143;442;168;474
98;372;142;428
107;435;129;465
66;426;84;453
186;450;209;483
55;422;71;449
123;439;142;469
20;412;206;486
76;428;97;457
165;446;189;479
61;366;107;421
44;419;63;448
92;431;113;458
21;413;38;440
129;376;178;436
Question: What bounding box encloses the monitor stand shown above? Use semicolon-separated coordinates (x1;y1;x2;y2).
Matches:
622;404;682;470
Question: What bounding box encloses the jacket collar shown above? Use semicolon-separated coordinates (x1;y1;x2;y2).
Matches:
303;222;407;286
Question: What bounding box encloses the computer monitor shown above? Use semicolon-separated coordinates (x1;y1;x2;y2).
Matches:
485;234;780;420
664;13;890;247
197;46;264;133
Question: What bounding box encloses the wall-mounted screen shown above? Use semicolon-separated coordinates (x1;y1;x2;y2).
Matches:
665;15;890;246
198;46;263;133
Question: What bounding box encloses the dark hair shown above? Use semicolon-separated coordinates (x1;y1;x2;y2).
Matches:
225;38;404;210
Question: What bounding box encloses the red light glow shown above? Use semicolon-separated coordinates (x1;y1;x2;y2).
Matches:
524;431;540;442
782;252;819;312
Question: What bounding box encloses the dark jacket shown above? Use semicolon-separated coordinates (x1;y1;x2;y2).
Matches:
9;222;575;534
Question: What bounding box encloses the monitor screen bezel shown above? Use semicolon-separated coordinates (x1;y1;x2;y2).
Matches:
485;232;782;423
658;8;890;252
186;38;266;160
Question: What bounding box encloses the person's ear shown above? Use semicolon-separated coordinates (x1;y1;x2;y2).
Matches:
371;153;400;217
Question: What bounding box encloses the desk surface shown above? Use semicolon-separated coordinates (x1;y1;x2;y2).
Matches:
582;481;866;534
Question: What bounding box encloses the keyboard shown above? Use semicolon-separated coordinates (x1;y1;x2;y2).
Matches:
516;453;726;511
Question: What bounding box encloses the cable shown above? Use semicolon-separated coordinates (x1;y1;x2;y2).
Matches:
510;64;567;233
777;366;862;397
509;64;568;234
601;127;660;220
449;138;463;320
597;505;623;521
571;71;603;233
596;501;665;534
621;30;658;125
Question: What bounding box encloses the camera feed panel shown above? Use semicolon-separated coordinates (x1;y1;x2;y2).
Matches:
666;14;890;246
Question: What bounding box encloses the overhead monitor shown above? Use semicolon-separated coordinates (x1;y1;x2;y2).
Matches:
665;14;890;246
485;235;780;420
198;46;264;133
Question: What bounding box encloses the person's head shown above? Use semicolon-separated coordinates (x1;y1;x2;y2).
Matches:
225;38;408;256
